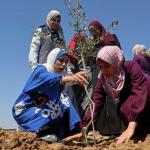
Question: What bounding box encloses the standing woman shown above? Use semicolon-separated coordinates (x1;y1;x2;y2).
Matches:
28;10;66;71
13;48;88;143
88;20;121;88
81;46;150;144
88;20;121;51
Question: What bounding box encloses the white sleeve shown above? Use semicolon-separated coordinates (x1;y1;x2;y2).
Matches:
28;28;42;71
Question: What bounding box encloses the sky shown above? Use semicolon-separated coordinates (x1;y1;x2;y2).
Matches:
0;0;150;129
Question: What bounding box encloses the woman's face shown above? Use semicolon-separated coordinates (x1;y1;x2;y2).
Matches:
89;26;102;38
49;16;61;30
54;55;68;73
97;59;117;78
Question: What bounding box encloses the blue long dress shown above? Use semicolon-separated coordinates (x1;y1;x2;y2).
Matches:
12;65;80;138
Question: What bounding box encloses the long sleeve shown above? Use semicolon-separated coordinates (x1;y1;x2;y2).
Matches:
28;28;42;71
23;65;63;100
80;78;106;128
120;61;148;122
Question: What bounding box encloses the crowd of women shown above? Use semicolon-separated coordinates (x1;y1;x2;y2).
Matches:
12;10;150;144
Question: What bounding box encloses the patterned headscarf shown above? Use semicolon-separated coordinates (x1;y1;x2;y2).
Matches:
96;46;125;102
132;44;146;55
43;48;68;74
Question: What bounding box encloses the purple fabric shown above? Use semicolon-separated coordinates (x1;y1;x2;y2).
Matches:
81;61;150;128
133;54;150;75
88;20;117;47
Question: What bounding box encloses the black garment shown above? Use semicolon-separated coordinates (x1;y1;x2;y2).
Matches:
29;91;50;107
95;95;127;135
63;84;85;117
37;110;70;139
63;67;93;118
112;34;122;49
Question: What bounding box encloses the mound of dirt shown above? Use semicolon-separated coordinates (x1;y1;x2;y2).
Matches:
1;129;150;150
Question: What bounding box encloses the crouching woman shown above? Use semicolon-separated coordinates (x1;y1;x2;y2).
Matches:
12;48;88;142
81;46;150;144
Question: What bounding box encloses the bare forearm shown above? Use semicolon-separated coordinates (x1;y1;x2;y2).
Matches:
60;71;88;86
116;121;137;144
127;121;137;130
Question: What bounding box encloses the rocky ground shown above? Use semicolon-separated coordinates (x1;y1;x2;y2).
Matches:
1;129;150;150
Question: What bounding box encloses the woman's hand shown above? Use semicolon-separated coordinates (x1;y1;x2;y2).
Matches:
116;122;137;144
63;133;82;142
61;71;88;86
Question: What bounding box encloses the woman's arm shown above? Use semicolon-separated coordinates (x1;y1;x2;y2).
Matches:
117;61;149;144
61;71;88;87
116;121;137;144
120;61;148;122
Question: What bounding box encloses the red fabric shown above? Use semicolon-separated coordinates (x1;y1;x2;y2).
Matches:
68;39;76;52
68;33;87;50
68;33;87;65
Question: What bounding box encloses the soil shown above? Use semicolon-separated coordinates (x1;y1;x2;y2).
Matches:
1;129;150;150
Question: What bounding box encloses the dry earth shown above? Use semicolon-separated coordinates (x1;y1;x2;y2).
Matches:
1;129;150;150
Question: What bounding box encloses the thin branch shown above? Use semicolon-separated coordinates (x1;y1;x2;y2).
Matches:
64;0;96;146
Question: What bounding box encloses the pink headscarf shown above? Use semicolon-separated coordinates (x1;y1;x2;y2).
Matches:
96;46;125;102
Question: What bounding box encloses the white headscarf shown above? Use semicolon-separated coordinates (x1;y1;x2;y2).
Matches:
45;10;65;44
43;48;68;74
132;44;146;55
46;10;61;28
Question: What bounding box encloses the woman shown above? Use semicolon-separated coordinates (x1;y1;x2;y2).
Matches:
132;44;150;75
81;46;150;144
12;48;88;143
28;10;66;71
88;20;122;88
88;20;121;50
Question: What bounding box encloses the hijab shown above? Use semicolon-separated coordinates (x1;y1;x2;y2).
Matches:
96;46;125;102
43;48;68;74
89;20;116;47
46;10;65;41
46;10;61;27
